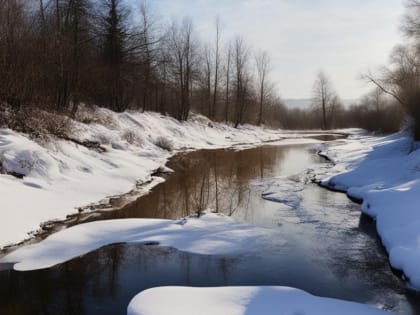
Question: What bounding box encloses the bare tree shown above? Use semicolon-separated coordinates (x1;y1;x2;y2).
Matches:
312;71;337;130
255;50;271;126
167;18;196;121
224;41;232;122
363;44;420;138
67;0;93;116
402;0;420;40
370;87;386;115
0;0;33;109
212;17;221;120
138;1;159;112
203;43;212;117
0;0;289;129
233;36;249;128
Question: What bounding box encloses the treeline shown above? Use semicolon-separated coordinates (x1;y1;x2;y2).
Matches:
279;0;420;135
279;93;403;133
1;0;417;137
361;0;420;139
278;70;404;133
0;0;282;130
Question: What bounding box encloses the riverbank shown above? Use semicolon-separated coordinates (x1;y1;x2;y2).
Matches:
0;107;337;249
0;132;404;315
319;131;420;291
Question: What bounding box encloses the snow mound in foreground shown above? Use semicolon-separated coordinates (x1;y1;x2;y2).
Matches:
320;131;420;289
127;286;393;315
0;213;282;271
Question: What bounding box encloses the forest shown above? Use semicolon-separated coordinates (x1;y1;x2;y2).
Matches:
0;0;419;137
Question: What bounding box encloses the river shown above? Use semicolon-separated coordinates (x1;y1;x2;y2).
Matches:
1;140;419;315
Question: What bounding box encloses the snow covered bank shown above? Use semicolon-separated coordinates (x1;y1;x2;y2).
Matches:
0;213;282;271
320;131;420;290
127;286;393;315
0;107;330;249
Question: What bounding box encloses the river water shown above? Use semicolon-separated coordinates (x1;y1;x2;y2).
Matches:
1;141;419;315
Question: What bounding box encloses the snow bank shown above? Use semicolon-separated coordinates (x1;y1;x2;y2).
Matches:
320;131;420;289
0;107;330;249
0;213;281;271
127;286;392;315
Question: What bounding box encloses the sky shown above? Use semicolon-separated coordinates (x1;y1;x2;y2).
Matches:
144;0;405;100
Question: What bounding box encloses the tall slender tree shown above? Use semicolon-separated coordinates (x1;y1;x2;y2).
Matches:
255;50;271;126
224;41;232;122
233;37;249;128
211;17;221;120
312;71;336;130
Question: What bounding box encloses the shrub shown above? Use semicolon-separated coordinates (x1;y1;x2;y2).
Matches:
74;105;115;126
154;136;174;151
122;129;143;145
8;108;74;140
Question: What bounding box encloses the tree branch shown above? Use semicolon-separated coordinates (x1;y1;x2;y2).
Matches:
363;74;405;107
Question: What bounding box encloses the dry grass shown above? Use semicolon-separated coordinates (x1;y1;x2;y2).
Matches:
2;107;74;140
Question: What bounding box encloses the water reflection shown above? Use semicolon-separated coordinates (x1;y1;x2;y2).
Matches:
102;145;318;222
1;144;420;315
0;245;242;315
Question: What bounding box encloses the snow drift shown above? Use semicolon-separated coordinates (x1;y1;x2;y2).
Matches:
127;286;393;315
0;213;282;271
320;131;420;290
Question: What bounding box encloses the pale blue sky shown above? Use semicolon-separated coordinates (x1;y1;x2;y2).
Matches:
137;0;405;99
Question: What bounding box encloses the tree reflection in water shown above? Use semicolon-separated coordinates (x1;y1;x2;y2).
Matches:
105;146;286;221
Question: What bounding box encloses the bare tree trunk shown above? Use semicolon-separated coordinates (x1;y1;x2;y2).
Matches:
225;42;231;122
255;51;270;126
204;45;212;117
140;2;153;113
312;71;336;130
233;37;248;128
322;91;326;130
212;18;220;120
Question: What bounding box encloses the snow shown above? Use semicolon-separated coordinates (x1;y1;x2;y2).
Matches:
0;107;332;249
0;121;401;313
320;131;420;290
0;213;282;271
127;286;393;315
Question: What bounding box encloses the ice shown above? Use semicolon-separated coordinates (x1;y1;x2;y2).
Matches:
261;178;304;208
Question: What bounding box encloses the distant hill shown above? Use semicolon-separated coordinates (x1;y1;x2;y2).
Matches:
283;98;357;110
